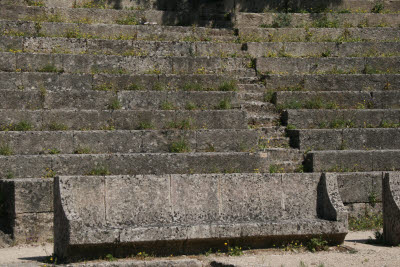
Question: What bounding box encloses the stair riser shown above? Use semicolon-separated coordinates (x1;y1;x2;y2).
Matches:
289;129;400;150
257;57;400;75
284;109;400;129
247;42;400;58
0;130;260;154
237;13;400;28
0;110;248;130
3;36;400;58
306;150;400;172
3;0;400;12
0;72;241;92
276;91;400;109
0;52;255;76
0;153;271;178
0;90;240;110
235;0;400;12
0;21;235;42
239;27;400;42
262;74;400;91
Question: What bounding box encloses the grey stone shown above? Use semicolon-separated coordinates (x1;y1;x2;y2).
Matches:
307;150;400;172
383;172;400;245
54;173;347;260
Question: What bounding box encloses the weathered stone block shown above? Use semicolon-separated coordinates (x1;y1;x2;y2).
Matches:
383;172;400;245
54;173;347;260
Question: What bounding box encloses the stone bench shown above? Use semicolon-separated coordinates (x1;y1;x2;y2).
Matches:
383;172;400;245
54;173;348;261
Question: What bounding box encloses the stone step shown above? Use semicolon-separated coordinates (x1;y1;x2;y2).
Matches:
3;0;400;12
1;36;246;57
236;12;400;28
246;41;400;58
0;90;241;110
0;4;232;27
0;20;236;42
238;92;265;101
0;52;256;76
238;83;266;92
234;0;400;13
0;72;249;92
0;152;286;178
275;91;400;109
248;113;279;127
0;129;262;155
241;100;275;113
288;128;400;150
283;109;400;129
3;36;400;58
0;109;248;130
262;126;287;137
305;150;400;172
238;27;400;42
262;74;400;91
258;136;290;149
256;57;400;75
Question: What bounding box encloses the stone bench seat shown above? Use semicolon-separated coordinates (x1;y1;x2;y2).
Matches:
54;173;348;261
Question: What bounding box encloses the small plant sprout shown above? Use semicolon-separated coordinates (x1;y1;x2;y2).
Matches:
137;121;154;130
74;146;92;154
43;168;56;178
105;253;116;261
217;99;232;110
169;139;191;153
218;80;238;91
307;237;328;252
0;144;13;156
87;166;110;176
47;148;60;154
48;122;68;131
108;98;122;110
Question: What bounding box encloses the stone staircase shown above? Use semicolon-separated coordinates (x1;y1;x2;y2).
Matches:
0;0;398;252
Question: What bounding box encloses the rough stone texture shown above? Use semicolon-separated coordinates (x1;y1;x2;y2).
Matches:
0;179;53;244
306;150;400;172
284;109;400;129
237;13;400;28
383;172;400;245
239;27;400;42
288;128;400;150
335;172;383;204
0;152;271;178
346;203;382;219
0;109;248;130
54;173;347;260
261;74;400;92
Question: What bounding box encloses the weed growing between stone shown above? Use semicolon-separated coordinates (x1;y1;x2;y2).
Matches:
137;121;154;130
371;2;385;13
169;139;191;153
38;64;64;73
74;146;92;154
0;121;33;131
43;168;56;178
217;99;232;110
108;98;122;110
25;0;45;7
167;119;195;130
0;144;13;156
87;166;111;176
349;212;383;231
73;0;111;9
48;122;68;131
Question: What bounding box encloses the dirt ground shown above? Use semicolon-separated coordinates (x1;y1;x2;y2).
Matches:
0;231;399;266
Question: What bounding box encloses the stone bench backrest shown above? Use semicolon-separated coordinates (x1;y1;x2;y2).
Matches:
58;173;324;228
